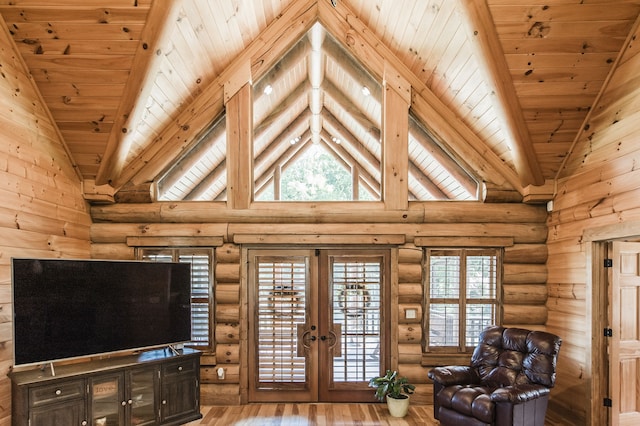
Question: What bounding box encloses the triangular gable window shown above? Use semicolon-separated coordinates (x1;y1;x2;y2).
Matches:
156;112;227;201
154;22;478;203
408;112;479;201
252;22;382;202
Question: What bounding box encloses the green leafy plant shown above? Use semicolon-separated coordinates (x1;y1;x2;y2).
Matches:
368;370;416;401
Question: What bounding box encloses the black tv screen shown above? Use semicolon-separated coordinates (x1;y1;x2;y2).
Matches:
12;258;192;366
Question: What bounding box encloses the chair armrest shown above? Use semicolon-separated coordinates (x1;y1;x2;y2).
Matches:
490;384;550;403
428;366;480;386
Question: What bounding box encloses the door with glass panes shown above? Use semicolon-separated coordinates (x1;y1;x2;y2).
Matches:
248;249;390;402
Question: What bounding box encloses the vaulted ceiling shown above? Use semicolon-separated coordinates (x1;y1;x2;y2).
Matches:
1;0;639;202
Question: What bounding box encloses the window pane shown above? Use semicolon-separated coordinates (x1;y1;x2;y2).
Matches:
179;253;211;297
466;304;495;346
256;259;307;383
191;302;210;344
429;304;459;347
467;255;496;299
429;255;460;298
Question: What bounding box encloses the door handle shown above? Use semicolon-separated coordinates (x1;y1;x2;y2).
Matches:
319;324;342;357
296;324;317;356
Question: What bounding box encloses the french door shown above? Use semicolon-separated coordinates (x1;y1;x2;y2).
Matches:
247;248;390;402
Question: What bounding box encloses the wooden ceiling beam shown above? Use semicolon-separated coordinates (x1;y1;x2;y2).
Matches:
458;0;544;187
95;0;184;186
116;0;317;190
318;0;522;194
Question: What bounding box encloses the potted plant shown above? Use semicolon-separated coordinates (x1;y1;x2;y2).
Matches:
368;370;415;417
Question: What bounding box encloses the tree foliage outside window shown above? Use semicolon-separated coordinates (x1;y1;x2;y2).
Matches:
425;248;500;351
256;144;377;201
281;145;352;201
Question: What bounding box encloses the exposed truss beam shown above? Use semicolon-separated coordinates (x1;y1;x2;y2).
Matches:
458;0;544;187
96;0;185;186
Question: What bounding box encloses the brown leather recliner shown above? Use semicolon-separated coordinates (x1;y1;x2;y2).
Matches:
428;326;562;426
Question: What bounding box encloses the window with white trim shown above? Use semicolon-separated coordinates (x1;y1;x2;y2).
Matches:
424;248;501;352
137;248;214;350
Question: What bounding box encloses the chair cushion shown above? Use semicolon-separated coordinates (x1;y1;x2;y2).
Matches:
471;326;561;389
437;385;494;424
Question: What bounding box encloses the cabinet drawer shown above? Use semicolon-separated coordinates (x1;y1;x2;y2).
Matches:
29;380;85;407
162;359;197;377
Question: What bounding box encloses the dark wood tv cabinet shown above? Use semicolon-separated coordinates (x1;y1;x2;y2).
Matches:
9;348;202;426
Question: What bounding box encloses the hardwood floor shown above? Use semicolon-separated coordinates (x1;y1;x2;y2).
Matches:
186;403;435;425
186;404;575;425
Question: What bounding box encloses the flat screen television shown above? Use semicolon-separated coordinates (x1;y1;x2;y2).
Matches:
12;258;192;367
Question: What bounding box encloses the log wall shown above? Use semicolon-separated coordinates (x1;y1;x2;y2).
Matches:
90;201;548;405
546;22;640;425
0;20;91;425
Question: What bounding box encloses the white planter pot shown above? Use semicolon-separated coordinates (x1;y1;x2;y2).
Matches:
386;394;410;418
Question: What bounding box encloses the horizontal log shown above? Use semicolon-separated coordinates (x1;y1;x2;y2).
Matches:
126;236;223;247
114;182;153;203
397;363;429;384
90;243;134;260
502;284;548;304
547;283;586;300
547;297;585;316
397;324;422;344
398;343;423;364
398;245;422;263
215;323;240;344
91;223;229;243
415;236;514;248
216;263;240;283
215;284;240;304
201;364;240;384
216;243;240;264
216;344;240;364
200;383;241;405
503;263;547;284
503;304;547;324
398;263;422;283
90;201;548;223
234;233;405;245
398;283;423;304
216;304;240;323
90;222;548;244
482;182;523;203
504;244;548;264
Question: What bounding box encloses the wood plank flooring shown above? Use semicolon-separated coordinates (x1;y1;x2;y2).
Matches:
186;404;575;425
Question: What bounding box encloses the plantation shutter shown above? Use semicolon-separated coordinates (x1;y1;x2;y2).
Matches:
179;253;212;345
138;249;213;348
256;257;308;385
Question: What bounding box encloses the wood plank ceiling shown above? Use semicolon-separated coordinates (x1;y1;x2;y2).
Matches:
1;0;639;202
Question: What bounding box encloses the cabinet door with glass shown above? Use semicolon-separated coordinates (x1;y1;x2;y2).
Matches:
89;373;125;426
89;367;158;426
